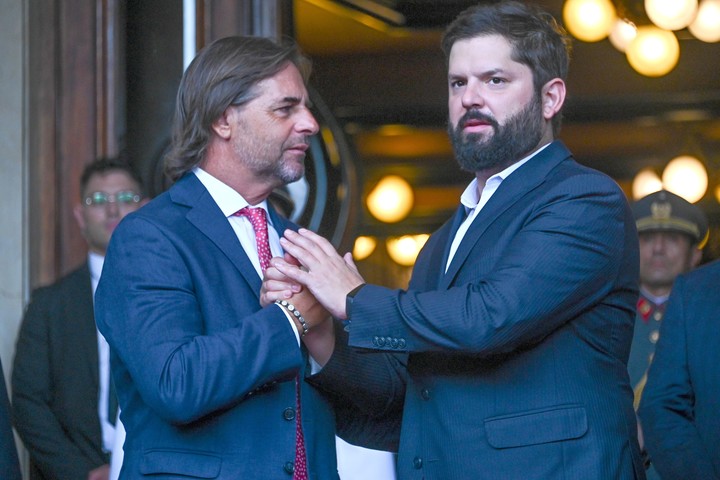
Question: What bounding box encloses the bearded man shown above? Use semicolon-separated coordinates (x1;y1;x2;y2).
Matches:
261;2;645;479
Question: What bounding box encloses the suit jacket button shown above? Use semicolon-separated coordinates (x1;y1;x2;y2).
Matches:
283;407;296;421
398;338;406;348
421;388;430;400
284;461;295;475
377;336;386;347
413;456;423;469
390;338;399;348
373;336;380;346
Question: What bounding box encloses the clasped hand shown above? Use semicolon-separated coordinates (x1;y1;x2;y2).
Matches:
260;228;365;320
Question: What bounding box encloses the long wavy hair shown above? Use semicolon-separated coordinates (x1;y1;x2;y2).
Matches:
164;36;311;181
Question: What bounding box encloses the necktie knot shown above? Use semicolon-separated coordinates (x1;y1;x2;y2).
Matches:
234;206;272;272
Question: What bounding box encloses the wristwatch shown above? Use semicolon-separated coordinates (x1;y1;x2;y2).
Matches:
345;283;366;319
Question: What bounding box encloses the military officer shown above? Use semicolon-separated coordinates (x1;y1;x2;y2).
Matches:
629;190;708;403
629;189;708;479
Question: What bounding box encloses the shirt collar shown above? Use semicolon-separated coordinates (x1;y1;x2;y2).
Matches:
459;142;551;209
88;251;104;283
640;287;670;306
192;167;270;218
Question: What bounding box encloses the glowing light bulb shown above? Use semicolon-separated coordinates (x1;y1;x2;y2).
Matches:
352;236;377;261
645;0;698;30
632;168;663;200
609;18;637;52
563;0;616;42
689;0;720;42
366;175;414;223
626;26;680;77
662;155;708;203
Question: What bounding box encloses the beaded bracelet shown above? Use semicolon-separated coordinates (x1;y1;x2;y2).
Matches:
275;299;309;337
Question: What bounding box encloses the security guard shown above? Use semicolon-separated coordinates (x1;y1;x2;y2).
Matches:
629;189;708;404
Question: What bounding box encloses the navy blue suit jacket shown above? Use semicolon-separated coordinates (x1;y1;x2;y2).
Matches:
95;173;338;479
638;260;720;479
316;141;645;479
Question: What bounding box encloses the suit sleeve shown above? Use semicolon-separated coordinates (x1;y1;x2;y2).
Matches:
638;276;719;479
12;290;102;479
349;174;630;356
95;215;303;425
308;322;406;451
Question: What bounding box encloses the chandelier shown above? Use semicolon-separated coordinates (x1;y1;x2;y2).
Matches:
562;0;720;76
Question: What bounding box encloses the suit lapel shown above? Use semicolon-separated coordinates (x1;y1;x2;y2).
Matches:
441;141;572;289
431;206;467;288
75;265;100;393
170;175;300;299
172;175;263;296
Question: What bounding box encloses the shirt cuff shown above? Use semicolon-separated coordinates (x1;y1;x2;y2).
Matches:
276;303;300;346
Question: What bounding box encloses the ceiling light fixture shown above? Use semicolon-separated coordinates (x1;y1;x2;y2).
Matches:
352;235;377;261
644;0;698;30
563;0;719;77
386;234;429;267
608;17;638;51
661;154;708;203
689;0;720;42
632;154;709;203
632;167;663;199
625;26;680;76
563;0;617;41
366;175;414;223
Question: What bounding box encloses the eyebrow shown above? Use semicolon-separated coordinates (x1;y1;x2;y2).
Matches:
277;95;314;109
449;68;508;80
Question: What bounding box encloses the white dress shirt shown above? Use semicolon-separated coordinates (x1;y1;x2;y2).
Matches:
446;143;551;272
89;251;116;454
193;167;302;343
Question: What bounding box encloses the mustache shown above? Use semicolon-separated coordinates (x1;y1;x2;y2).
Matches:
457;109;498;129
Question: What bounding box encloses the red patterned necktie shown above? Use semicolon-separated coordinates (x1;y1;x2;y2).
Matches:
234;206;308;479
293;378;308;479
235;206;272;272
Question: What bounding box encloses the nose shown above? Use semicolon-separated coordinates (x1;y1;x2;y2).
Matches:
650;235;666;253
460;82;485;110
296;108;319;136
105;201;120;218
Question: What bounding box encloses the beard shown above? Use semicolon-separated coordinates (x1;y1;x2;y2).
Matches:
234;136;307;186
448;93;544;173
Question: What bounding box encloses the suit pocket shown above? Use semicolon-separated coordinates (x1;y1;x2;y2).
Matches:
140;449;222;478
484;404;588;449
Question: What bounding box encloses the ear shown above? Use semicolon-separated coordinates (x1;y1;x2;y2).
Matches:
73;203;86;233
690;247;703;268
211;108;234;140
540;78;566;121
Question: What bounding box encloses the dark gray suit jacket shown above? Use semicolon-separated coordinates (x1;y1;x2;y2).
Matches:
12;264;108;480
1;357;21;480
